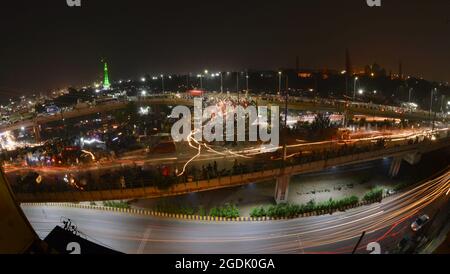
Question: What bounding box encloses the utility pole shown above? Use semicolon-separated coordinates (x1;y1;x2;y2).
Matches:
220;72;223;93
278;71;282;95
246;71;249;92
285;75;289;128
430;88;436;130
236;71;240;102
281;74;289;161
353;77;358;101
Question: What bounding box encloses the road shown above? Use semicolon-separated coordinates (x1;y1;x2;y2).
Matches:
5;127;445;176
22;168;450;254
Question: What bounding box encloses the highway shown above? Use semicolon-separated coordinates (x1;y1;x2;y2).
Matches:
22;168;450;254
5;127;445;176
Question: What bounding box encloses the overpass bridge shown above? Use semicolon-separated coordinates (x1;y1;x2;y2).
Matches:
14;134;450;204
1;93;447;138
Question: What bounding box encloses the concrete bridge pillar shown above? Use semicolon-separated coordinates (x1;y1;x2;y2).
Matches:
389;151;422;178
275;174;290;204
388;157;402;178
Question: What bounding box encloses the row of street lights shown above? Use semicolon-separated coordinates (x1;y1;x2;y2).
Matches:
142;70;254;93
139;74;444;111
141;74;174;93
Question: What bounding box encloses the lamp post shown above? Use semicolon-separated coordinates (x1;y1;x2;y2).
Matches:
430;88;435;114
197;74;203;89
160;74;164;93
236;71;240;102
204;70;208;90
278;71;282;95
220;72;223;93
430;88;437;130
246;72;249;92
353;77;359;101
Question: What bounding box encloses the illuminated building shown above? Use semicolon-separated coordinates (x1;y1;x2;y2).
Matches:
103;61;111;90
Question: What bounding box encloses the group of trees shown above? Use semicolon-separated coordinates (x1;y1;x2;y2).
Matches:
250;196;360;218
362;187;384;202
290;113;339;141
209;203;240;218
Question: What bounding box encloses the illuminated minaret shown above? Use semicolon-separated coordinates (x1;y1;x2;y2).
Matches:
103;61;111;89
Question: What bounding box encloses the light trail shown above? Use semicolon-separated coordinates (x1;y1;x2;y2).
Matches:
22;167;450;254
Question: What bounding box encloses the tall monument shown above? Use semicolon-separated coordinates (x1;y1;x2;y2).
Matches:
103;61;111;90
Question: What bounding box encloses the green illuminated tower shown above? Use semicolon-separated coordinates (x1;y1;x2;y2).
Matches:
103;61;111;89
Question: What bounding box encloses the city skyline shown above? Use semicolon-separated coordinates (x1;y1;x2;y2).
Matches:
0;0;449;97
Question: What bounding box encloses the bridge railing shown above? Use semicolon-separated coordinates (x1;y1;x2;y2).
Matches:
12;135;450;203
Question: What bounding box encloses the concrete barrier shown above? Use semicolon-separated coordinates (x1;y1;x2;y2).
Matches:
15;139;450;207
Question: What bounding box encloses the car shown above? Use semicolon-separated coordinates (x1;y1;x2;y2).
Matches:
411;214;430;232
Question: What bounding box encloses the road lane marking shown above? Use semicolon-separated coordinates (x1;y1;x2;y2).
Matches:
136;227;152;254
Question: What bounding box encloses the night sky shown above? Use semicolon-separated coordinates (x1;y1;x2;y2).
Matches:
0;0;449;98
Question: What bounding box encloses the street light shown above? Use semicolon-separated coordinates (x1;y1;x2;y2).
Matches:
430;88;437;113
220;72;223;93
236;71;240;101
358;89;364;95
197;74;203;89
430;88;437;130
246;72;249;92
278;71;282;95
353;77;359;101
204;70;210;90
160;74;165;93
